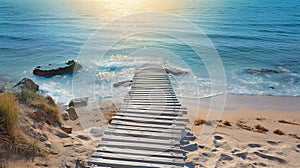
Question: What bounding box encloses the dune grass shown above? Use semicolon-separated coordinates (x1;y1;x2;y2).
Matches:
0;92;19;143
16;89;63;126
0;91;55;164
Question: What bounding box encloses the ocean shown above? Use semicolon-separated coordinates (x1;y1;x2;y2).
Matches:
0;0;299;104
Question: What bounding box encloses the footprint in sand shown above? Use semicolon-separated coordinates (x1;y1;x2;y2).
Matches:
266;140;281;145
248;143;262;148
253;151;286;164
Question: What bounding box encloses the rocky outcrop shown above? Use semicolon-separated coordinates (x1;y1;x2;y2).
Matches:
113;80;133;88
33;60;82;77
164;66;188;75
68;97;88;107
61;125;72;134
13;78;39;92
66;106;78;121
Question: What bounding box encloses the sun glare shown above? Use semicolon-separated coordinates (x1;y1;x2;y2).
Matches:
76;0;184;21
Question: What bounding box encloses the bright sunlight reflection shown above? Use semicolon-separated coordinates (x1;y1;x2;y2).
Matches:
76;0;184;21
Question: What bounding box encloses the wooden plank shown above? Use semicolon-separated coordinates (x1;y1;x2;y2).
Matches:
104;128;182;140
120;107;187;113
121;105;185;110
95;146;183;159
90;152;184;166
106;125;183;135
118;109;185;116
112;116;186;125
115;112;188;121
99;141;182;152
110;120;186;130
125;97;178;101
101;134;181;146
88;158;182;168
123;101;181;107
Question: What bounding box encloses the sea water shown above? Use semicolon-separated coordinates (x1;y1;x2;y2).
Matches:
0;0;299;103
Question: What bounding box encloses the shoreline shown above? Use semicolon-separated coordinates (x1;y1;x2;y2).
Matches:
182;94;300;112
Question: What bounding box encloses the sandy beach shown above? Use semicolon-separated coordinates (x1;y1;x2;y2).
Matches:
183;95;300;167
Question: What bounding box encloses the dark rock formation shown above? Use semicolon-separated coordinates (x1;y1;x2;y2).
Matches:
13;78;39;92
33;60;82;77
164;66;188;75
68;97;88;107
113;80;133;88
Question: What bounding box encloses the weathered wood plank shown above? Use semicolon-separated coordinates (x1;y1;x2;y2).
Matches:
88;158;182;168
99;141;182;152
112;116;186;126
90;152;184;166
101;134;181;146
110;120;186;130
95;146;183;158
115;112;188;121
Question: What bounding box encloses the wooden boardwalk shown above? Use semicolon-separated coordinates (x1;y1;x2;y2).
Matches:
88;65;188;168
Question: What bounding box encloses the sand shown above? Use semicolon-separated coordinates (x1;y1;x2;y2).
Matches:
184;95;300;168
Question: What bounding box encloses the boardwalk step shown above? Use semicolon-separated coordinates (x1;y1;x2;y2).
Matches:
99;141;182;153
90;152;184;166
118;110;185;117
112;116;186;126
115;112;188;121
88;158;182;168
110;120;186;130
101;134;181;146
96;146;183;159
104;128;182;140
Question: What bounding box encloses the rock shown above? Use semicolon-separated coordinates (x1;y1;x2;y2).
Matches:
33;60;82;77
113;80;133;88
39;135;48;142
61;111;70;120
13;78;39;92
76;134;90;140
61;125;72;134
0;86;5;93
182;135;196;141
69;97;88;107
180;140;189;146
50;151;59;155
35;163;48;167
89;127;105;137
63;143;74;147
75;159;87;168
182;143;198;151
45;141;52;148
55;131;70;138
164;66;188;75
219;153;234;161
66;107;78;120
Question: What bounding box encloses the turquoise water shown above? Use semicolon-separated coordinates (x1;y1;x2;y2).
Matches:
0;0;299;103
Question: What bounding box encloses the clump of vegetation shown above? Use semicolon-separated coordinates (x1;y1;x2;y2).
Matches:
273;129;285;135
236;122;252;131
255;124;269;133
278;120;300;126
223;120;232;126
0;92;47;162
0;92;19;143
194;119;206;126
103;109;119;124
16;89;62;126
288;134;300;139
